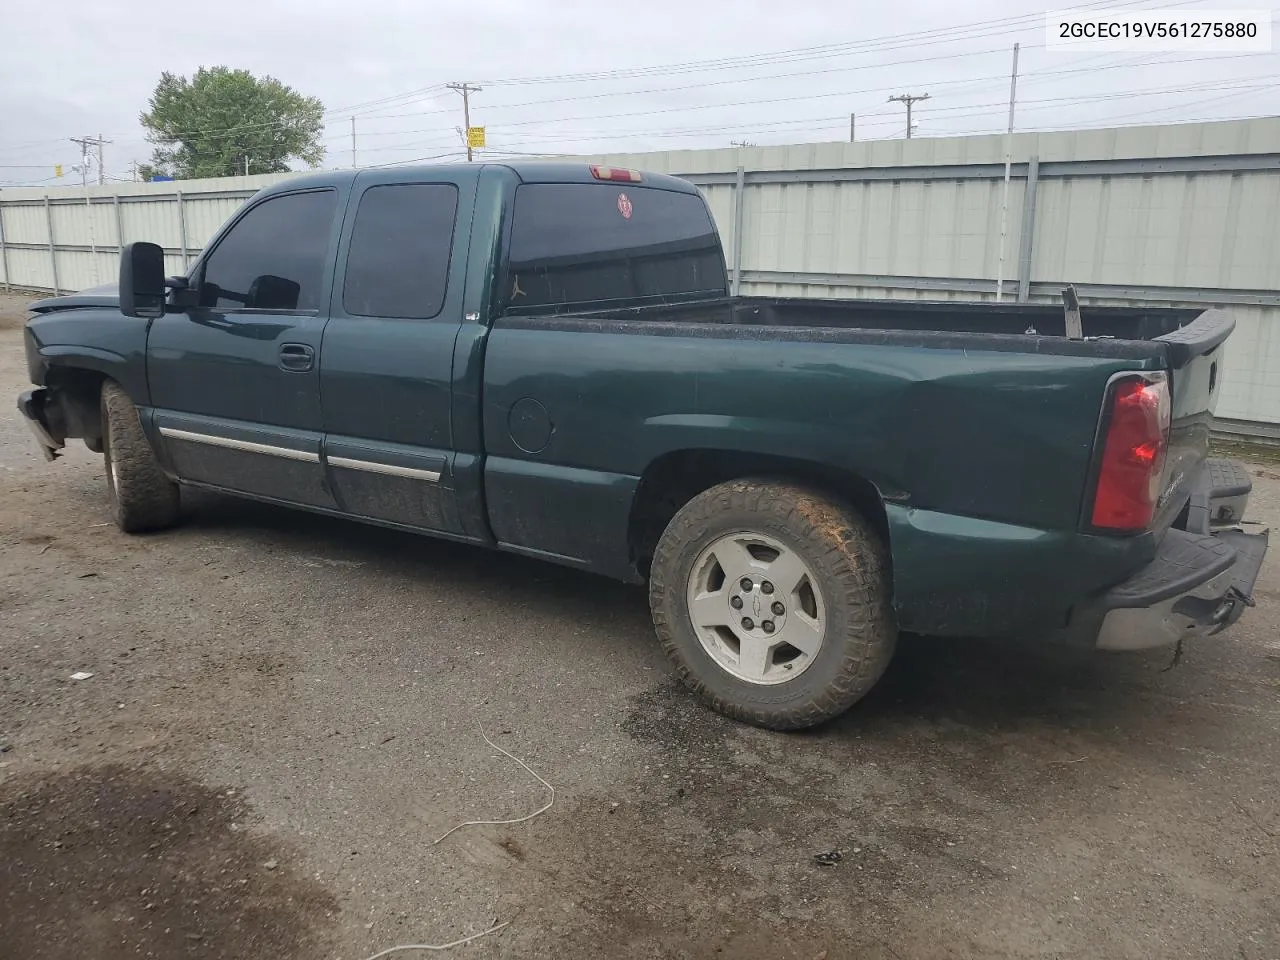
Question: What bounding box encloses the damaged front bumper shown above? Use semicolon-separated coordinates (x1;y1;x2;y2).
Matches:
17;388;63;461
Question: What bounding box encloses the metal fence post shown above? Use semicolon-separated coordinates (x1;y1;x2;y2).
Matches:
45;196;60;295
84;191;99;286
731;165;746;295
113;194;124;253
176;190;188;269
1016;155;1040;303
0;193;10;292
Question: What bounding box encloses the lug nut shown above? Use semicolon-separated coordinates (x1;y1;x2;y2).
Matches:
730;596;743;610
762;620;775;634
739;577;753;592
761;581;774;595
741;617;755;631
771;601;785;616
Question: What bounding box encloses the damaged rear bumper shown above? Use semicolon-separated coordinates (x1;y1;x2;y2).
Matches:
1091;526;1267;650
1074;457;1268;651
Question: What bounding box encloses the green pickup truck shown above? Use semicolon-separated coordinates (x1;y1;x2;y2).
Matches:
17;161;1268;730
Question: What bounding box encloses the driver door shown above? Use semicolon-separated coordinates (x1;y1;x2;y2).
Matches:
147;187;343;508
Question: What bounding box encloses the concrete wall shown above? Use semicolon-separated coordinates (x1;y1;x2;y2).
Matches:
3;118;1278;431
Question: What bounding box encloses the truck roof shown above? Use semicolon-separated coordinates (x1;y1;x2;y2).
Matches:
497;161;701;194
252;161;701;198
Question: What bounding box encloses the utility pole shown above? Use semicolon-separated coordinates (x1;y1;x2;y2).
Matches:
71;135;111;184
447;82;482;161
70;136;94;186
351;117;358;169
849;113;856;142
995;43;1022;302
129;160;139;183
887;93;930;139
96;133;110;185
68;137;101;283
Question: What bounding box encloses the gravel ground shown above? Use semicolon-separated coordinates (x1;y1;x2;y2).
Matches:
1;291;1278;960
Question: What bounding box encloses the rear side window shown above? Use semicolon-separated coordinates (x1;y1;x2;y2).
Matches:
504;183;726;313
343;183;459;319
199;190;337;312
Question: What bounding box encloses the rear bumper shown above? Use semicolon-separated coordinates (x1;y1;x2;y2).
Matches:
1092;527;1267;650
1081;457;1268;651
17;388;62;461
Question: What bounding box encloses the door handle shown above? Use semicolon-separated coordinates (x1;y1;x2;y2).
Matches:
279;343;314;372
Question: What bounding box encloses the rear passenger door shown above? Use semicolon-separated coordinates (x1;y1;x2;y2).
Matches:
319;171;476;534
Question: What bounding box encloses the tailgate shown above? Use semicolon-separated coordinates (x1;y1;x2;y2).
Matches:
1152;308;1234;531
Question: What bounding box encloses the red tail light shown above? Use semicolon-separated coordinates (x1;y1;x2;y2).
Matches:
1091;372;1172;532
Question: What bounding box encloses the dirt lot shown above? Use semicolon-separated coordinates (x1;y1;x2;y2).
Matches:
1;291;1278;960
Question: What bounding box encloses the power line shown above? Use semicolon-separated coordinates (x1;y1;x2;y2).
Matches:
332;0;1199;139
321;0;1225;129
0;0;1259;167
473;0;1182;85
365;56;1279;143
316;49;1274;150
315;3;1138;130
1;0;1211;155
364;150;468;169
373;76;1277;153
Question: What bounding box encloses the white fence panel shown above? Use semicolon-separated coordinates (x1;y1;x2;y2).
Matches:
3;204;51;245
1216;306;1280;424
119;199;185;251
6;246;54;291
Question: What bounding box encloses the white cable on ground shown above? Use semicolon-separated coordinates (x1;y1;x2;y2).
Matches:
356;727;547;958
433;725;555;845
358;921;510;959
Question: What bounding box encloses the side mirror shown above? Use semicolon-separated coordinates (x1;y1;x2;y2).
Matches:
119;241;167;318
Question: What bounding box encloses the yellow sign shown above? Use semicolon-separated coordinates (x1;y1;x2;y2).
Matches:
54;164;63;178
466;126;486;149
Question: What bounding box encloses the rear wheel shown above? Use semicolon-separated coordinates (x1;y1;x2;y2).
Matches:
101;380;180;533
649;479;895;730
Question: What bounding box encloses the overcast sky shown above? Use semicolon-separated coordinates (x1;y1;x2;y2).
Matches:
1;0;1277;185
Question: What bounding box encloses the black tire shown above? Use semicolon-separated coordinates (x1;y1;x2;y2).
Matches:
100;380;180;533
649;479;896;731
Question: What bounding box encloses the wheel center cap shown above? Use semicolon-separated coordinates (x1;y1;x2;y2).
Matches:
751;594;762;618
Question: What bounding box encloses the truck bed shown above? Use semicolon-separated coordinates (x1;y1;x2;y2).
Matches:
554;296;1228;365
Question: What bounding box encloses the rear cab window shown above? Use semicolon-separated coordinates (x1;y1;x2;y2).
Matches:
503;182;726;314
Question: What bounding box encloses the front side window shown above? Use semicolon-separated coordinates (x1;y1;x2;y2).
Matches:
343;183;459;319
199;190;337;312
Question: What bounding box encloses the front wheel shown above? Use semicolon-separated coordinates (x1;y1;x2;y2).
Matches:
648;479;896;731
101;380;180;533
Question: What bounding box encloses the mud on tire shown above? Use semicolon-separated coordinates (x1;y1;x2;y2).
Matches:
648;479;896;731
101;380;180;533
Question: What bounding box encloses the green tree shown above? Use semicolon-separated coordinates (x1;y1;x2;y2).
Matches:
140;67;325;179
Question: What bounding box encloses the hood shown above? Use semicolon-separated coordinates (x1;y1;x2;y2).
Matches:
29;281;120;314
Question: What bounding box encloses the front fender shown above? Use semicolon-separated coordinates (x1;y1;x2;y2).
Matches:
24;308;150;403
